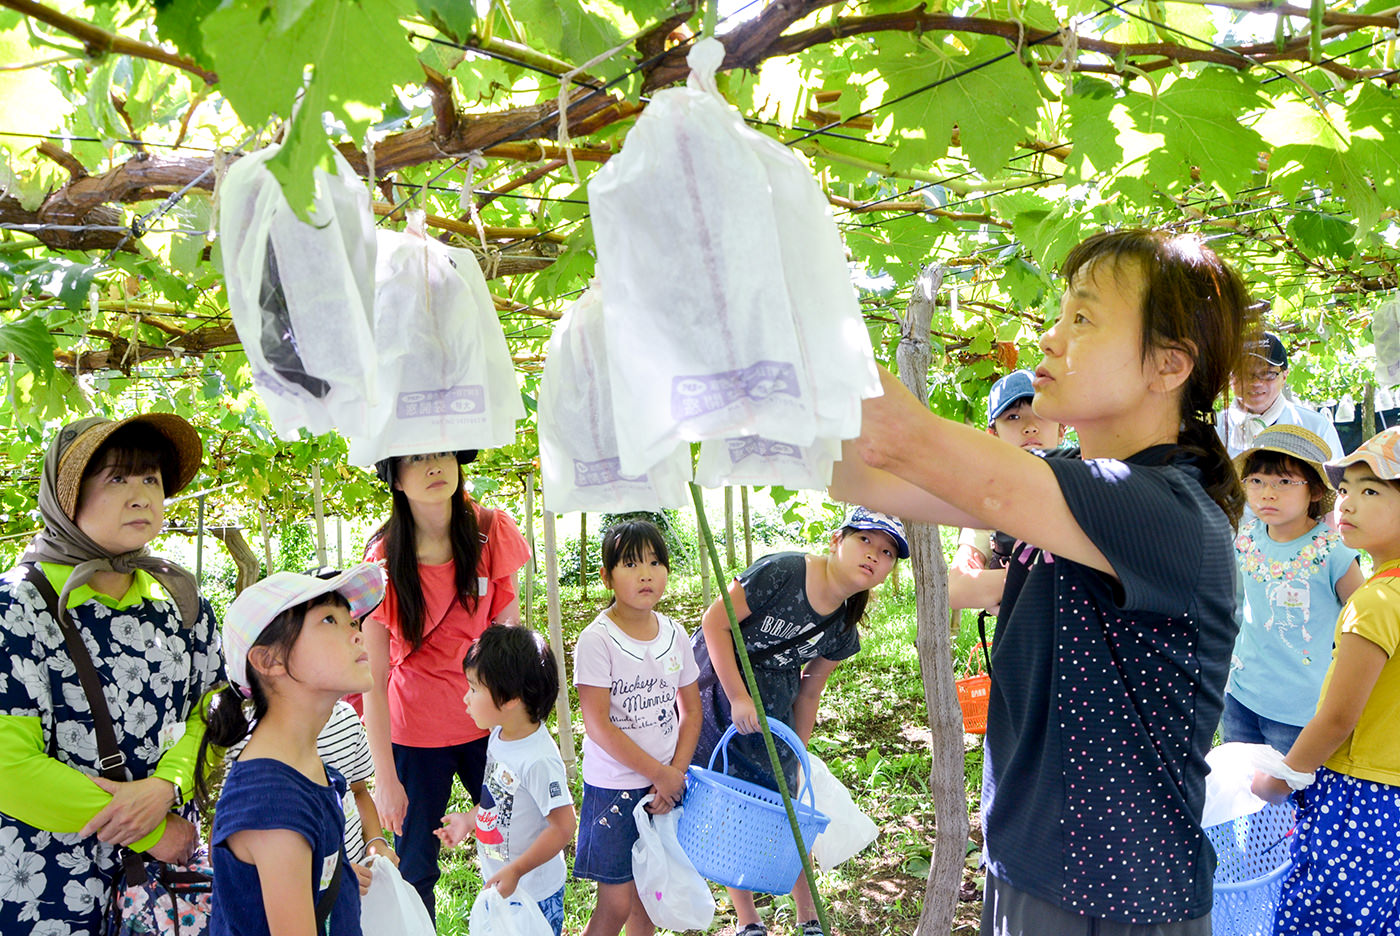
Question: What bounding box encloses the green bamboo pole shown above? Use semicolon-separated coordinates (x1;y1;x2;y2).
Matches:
689;482;830;935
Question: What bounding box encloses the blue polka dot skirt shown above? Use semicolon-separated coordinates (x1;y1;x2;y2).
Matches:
1274;766;1400;935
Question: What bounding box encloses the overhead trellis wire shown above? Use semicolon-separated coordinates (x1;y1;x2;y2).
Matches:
786;6;1113;147
379;0;764;223
0;129;220;152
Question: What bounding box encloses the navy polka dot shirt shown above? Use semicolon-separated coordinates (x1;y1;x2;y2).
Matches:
981;445;1238;925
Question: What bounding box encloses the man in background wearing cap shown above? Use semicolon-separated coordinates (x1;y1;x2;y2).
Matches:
1220;332;1342;462
949;370;1065;612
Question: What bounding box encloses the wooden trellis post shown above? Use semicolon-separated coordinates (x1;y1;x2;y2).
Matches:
258;505;274;575
724;486;735;569
543;508;577;778
898;263;966;936
579;513;587;600
311;462;328;568
741;486;752;567
696;487;711;606
195;494;205;585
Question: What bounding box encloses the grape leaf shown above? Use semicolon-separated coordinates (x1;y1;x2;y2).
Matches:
202;0;423;215
1126;68;1268;194
880;34;1043;177
0;314;55;381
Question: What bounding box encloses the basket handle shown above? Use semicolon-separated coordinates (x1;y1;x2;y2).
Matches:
709;720;818;814
964;641;991;677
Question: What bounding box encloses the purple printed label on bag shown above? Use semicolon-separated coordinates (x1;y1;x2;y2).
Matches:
727;436;802;464
574;457;646;487
671;361;800;419
396;386;485;418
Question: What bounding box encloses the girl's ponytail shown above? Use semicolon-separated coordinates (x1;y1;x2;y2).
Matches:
194;685;257;809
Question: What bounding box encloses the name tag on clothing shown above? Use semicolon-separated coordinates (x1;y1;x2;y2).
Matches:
319;851;339;890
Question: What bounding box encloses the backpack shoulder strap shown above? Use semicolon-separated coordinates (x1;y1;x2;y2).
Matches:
477;506;496;543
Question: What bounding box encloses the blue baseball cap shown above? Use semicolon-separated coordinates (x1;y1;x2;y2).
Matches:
840;506;909;559
988;370;1036;424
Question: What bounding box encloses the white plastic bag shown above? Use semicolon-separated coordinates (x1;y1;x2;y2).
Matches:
359;854;434;935
357;209;524;466
218;144;380;445
631;796;715;931
806;753;878;868
1202;742;1273;829
467;885;552;936
1376;296;1400;387
588;37;879;481
694;435;841;490
539;286;692;512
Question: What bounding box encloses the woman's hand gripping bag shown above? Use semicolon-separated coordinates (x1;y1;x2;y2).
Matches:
539;286;692;513
631;796;715;931
360;209;524;466
806;753;879;869
360;854;434;935
467;886;553;936
218;144;379;445
589;37;825;477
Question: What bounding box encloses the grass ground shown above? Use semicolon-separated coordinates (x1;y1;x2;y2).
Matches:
431;563;989;936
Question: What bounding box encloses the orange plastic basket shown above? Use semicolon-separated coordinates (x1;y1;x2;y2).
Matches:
955;643;991;734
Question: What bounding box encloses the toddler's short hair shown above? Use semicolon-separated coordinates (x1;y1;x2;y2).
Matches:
462;624;559;724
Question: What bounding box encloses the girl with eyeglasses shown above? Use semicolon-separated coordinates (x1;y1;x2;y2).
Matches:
359;450;531;920
1228;425;1363;753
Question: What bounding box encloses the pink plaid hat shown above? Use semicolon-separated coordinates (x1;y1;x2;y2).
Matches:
223;563;385;689
1325;426;1400;488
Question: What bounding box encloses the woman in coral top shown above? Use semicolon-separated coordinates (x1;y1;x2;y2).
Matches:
361;449;530;920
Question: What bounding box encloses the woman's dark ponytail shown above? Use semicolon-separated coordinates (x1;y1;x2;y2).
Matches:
1179;415;1244;529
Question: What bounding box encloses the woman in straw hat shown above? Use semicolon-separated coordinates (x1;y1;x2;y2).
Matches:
0;414;223;935
1227;423;1364;754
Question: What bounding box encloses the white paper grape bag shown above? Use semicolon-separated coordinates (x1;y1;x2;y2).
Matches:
539;286;691;512
694;434;841;490
588;37;880;483
358;210;523;466
218;144;379;445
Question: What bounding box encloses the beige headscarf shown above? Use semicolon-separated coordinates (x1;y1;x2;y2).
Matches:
20;415;202;626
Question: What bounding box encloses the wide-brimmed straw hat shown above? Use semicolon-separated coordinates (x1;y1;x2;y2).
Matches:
1325;426;1400;488
1233;424;1335;513
54;414;202;519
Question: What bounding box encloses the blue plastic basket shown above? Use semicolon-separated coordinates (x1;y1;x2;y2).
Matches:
1206;802;1296;936
676;721;831;894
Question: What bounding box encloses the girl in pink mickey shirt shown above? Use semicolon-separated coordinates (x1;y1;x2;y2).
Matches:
572;520;701;936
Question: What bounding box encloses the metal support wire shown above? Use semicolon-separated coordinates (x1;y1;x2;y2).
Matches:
380;0;765;223
689;482;831;936
786;7;1112;148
